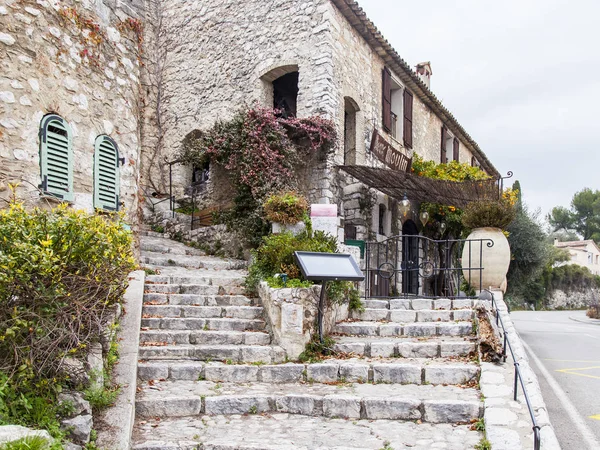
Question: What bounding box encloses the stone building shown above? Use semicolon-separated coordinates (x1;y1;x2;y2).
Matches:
555;239;600;276
0;0;144;224
1;0;500;244
150;0;500;242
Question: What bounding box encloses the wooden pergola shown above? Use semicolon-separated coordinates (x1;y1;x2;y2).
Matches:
339;165;502;208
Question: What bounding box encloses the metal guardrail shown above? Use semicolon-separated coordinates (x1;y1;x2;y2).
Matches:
364;234;493;299
483;289;541;450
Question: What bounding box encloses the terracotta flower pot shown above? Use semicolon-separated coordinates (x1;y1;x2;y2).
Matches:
461;227;511;290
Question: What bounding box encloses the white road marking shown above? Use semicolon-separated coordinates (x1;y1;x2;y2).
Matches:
522;340;600;449
585;334;598;339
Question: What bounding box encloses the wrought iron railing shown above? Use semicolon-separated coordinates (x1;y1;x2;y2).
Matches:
364;234;493;299
482;289;541;450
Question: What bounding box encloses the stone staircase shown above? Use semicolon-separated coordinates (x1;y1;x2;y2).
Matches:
132;231;484;449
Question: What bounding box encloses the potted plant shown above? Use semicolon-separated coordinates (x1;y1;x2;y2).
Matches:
263;191;309;235
460;198;516;290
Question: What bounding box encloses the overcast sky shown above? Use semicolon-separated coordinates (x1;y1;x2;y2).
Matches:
357;0;600;221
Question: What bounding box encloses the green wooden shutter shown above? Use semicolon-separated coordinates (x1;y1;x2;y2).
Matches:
93;136;121;211
39;115;74;201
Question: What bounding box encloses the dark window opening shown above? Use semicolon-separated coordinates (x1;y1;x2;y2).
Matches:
344;98;358;165
192;160;210;185
378;204;386;235
344;224;357;240
273;71;299;118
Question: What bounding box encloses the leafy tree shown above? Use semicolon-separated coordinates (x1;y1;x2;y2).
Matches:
548;188;600;243
506;200;550;307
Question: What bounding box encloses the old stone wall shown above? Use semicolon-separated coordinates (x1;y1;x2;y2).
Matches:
143;0;337;202
546;288;598;310
0;0;142;223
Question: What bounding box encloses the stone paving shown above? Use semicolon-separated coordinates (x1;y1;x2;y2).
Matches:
133;414;481;450
133;233;487;449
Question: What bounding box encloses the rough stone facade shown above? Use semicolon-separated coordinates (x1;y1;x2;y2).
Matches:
1;0;499;241
143;0;499;246
0;0;142;223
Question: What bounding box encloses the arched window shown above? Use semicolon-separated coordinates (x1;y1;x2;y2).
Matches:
260;64;299;117
39;114;73;201
93;135;122;211
344;97;359;165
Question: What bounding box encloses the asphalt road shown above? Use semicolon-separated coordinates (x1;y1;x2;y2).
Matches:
511;310;600;450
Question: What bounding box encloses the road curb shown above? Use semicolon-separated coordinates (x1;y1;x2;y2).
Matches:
96;270;145;450
482;291;561;450
568;316;600;325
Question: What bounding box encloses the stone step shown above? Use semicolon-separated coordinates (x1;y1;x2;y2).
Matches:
132;414;482;450
140;237;205;256
135;380;482;423
137;359;479;385
362;298;475;310
333;321;474;338
144;284;245;296
143;305;264;320
143;293;255;307
332;336;478;359
139;230;170;238
350;308;474;322
138;344;285;364
139;330;271;346
146;274;245;287
141;251;247;270
141;317;266;332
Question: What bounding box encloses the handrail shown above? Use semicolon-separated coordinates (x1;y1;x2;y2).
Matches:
481;289;541;450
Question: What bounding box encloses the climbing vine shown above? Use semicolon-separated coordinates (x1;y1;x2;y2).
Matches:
179;107;336;246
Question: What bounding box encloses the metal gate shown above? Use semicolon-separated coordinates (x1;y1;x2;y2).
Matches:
364;234;493;299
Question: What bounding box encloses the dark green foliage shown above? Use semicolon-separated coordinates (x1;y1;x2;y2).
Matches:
546;265;600;293
0;372;64;440
246;228;362;311
246;229;338;294
461;199;516;230
505;204;550;306
548;188;600;244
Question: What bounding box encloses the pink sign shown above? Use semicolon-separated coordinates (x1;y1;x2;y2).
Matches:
311;204;337;217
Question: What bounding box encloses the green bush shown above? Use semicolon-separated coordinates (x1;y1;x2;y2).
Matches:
0;202;135;382
246;229;362;310
246;229;338;290
263;191;309;225
0;372;64;440
461;199;516;230
548;264;600;292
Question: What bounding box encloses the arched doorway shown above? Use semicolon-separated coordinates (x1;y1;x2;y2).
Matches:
402;219;419;295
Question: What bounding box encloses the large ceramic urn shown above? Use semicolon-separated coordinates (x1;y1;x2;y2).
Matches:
461;227;511;290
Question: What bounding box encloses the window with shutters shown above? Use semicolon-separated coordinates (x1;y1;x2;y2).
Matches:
440;127;458;163
382;67;412;147
93;135;122;211
452;137;460;162
39;114;74;201
403;90;413;149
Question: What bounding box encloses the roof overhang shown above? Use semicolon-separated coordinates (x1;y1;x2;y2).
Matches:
339;165;500;208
